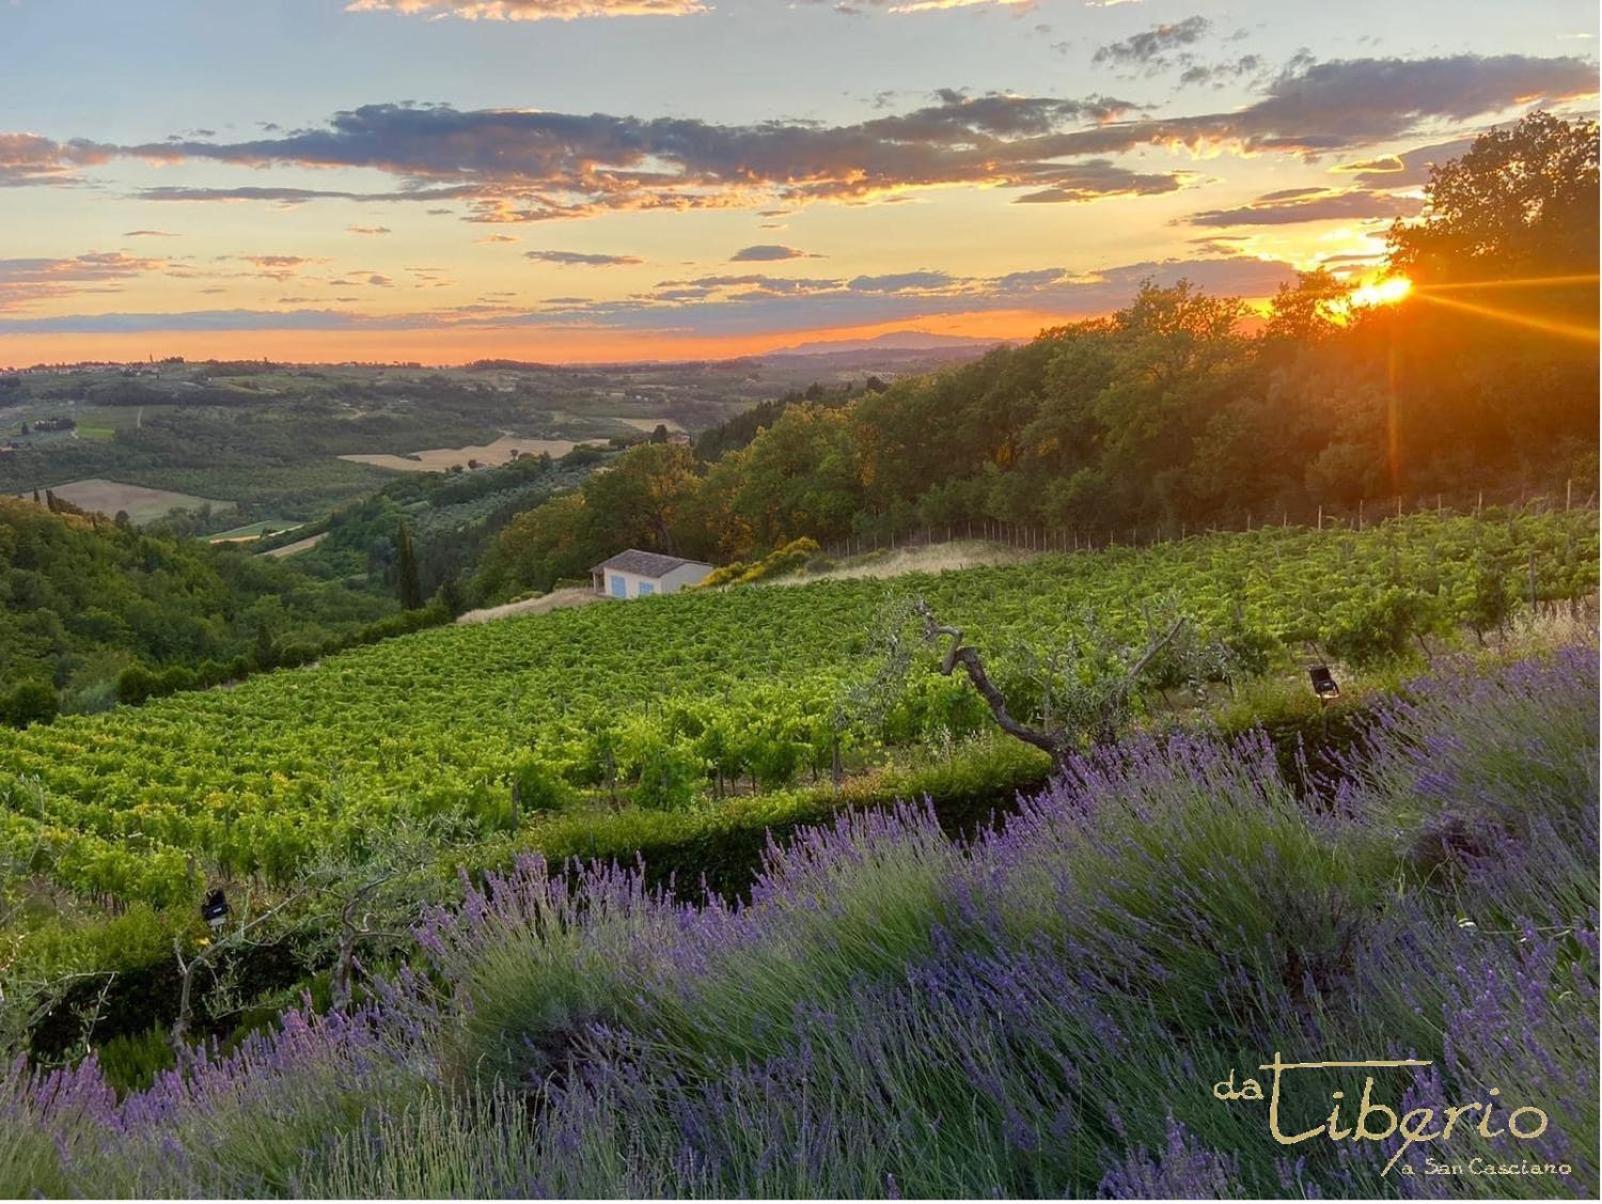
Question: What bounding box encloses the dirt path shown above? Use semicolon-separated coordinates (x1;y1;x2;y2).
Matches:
771;539;1041;584
455;586;603;624
260;531;329;558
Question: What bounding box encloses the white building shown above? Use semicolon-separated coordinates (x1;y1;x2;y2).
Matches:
591;549;714;599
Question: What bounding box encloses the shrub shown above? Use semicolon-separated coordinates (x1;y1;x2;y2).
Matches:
96;1026;177;1094
114;664;161;706
0;679;57;729
1323;585;1442;668
509;756;573;815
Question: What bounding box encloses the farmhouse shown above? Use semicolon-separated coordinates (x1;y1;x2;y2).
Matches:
591;549;714;599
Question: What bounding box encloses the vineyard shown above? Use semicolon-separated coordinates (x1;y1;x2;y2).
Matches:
0;509;1595;912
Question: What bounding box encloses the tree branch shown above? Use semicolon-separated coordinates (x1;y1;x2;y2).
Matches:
913;601;1066;761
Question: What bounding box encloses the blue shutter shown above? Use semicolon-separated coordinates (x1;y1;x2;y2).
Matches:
610;574;627;598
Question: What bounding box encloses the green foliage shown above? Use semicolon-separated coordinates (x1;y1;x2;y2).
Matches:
694;380;856;462
0;497;398;709
0;681;57;729
95;1026;178;1094
0;509;1591;919
1465;557;1516;638
474;443;701;601
395;521;423;610
697;537;823;588
1388;111;1599;283
510;756;573;815
1324;586;1444;669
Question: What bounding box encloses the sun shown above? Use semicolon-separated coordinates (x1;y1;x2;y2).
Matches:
1348;275;1414;308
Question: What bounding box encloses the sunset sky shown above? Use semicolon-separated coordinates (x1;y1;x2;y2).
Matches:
2;0;1597;365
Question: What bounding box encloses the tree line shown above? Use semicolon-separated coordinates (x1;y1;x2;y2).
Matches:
476;113;1598;603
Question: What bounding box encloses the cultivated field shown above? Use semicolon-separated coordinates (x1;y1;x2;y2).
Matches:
206;519;302;543
259;531;330;558
339;435;603;473
15;478;229;524
1;509;1592;904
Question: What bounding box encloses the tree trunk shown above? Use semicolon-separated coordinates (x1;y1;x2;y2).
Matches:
914;602;1186;773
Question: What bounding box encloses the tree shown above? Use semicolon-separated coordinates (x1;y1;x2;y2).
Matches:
0;680;57;728
1261;269;1351;348
1384;111;1598;476
395;521;423;610
725;404;862;552
1388;111;1599;284
581;442;702;557
1094;281;1250;521
870;599;1197;770
298;824;448;1012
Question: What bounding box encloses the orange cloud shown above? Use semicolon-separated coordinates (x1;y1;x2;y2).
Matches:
345;1;707;20
0;252;165;313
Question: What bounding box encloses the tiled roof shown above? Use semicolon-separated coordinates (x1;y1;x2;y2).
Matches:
591;548;712;578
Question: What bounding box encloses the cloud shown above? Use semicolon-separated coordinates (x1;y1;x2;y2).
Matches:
1177;55;1263;89
476;233;520;243
524;249;644;265
538;252;1297;334
345;0;707;20
1014;54;1597;157
0;253;1298;337
1093;16;1211;68
730;244;817;262
1332;134;1478;186
123;229;180;238
106;90;1175;219
232;254;328;281
0;308;390;334
135;184;479;205
0;133;111;187
821;1;1038;12
1011;159;1188;203
0;252;163;312
348;224;392;235
1184;186;1425;226
23;54;1591;230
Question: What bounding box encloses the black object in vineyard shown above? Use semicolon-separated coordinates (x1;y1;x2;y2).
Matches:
201;888;230;931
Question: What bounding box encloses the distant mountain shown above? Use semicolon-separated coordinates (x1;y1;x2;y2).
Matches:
771;331;1009;355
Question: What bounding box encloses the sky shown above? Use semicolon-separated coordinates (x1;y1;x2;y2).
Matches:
0;0;1596;365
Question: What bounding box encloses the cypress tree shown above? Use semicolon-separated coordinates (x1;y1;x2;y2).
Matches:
396;521;423;610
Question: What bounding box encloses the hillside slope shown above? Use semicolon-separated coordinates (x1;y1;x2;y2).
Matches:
0;510;1593;904
0;498;395;712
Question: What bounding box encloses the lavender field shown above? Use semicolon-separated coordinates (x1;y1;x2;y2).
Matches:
3;647;1597;1199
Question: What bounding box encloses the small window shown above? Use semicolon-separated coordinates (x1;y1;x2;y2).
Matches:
639;581;655;595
